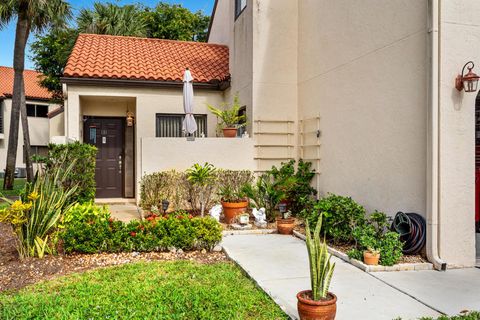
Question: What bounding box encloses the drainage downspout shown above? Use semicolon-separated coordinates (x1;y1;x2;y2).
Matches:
427;0;447;271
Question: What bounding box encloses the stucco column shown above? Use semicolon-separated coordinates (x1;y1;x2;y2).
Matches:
65;92;81;141
437;0;479;267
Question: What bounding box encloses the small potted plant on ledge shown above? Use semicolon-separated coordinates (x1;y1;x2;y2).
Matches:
207;94;247;138
297;214;337;320
363;247;380;266
277;204;295;235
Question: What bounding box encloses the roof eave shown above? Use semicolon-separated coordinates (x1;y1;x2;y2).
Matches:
60;76;231;91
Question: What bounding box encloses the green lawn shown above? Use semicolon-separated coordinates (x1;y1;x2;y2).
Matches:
0;261;287;320
0;178;26;197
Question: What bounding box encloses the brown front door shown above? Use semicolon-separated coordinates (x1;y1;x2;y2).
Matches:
84;117;124;198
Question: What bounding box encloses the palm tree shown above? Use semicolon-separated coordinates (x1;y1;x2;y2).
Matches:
77;3;147;37
0;0;71;189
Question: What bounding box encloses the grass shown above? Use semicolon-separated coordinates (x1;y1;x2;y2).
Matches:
0;178;26;197
0;261;287;320
395;312;480;320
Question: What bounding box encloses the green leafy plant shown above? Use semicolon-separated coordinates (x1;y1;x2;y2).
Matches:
186;163;217;217
304;194;366;244
268;159;317;215
347;211;403;266
0;161;78;258
242;173;285;222
140;170;187;212
43;142;97;204
305;214;335;301
207;94;247;130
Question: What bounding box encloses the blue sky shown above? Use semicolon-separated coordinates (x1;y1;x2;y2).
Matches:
0;0;214;70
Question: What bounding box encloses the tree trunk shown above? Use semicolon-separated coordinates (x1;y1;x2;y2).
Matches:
20;80;34;182
3;14;30;190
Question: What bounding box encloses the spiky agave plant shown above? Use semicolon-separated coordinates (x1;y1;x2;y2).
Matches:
305;214;336;300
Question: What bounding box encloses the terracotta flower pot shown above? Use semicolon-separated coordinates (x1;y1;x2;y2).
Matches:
363;251;380;265
276;217;295;235
222;201;248;224
297;290;337;320
222;127;237;138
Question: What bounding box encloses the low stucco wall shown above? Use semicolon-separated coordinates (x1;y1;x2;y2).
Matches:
139;137;255;175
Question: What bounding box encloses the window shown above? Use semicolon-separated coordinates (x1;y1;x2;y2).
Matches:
235;0;247;19
156;114;207;138
24;145;48;163
26;104;48;118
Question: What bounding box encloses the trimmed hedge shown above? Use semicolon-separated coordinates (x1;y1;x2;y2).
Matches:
60;203;222;254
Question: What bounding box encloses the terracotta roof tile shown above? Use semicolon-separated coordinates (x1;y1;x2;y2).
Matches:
64;34;230;83
0;66;52;101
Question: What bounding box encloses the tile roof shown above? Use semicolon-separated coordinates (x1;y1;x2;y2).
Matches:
0;66;52;101
64;34;230;84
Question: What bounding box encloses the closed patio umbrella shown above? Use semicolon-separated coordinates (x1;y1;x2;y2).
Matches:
182;68;197;136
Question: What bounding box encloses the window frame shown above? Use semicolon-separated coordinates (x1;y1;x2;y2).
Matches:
155;113;208;138
235;0;247;20
26;103;49;118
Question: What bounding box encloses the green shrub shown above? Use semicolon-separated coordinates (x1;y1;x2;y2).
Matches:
304;194;366;244
268;159;317;215
61;205;222;254
347;211;403;266
45;142;97;203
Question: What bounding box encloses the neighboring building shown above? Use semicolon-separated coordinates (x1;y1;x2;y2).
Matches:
0;66;55;176
58;0;480;268
207;0;480;268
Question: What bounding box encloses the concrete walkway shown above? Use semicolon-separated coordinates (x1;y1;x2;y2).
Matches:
222;234;479;320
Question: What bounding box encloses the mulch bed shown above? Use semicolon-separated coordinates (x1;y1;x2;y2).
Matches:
0;223;228;293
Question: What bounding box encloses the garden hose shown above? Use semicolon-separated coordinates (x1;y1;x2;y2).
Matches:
392;212;426;255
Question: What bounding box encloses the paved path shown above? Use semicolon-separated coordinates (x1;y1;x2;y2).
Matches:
222;234;445;320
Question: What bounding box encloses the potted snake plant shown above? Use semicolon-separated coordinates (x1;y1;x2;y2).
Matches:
297;214;337;320
207;94;247;138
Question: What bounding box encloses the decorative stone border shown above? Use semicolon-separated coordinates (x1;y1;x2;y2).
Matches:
222;229;278;236
292;230;433;272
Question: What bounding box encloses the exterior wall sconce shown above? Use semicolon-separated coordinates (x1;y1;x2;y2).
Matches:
455;61;480;93
126;111;135;127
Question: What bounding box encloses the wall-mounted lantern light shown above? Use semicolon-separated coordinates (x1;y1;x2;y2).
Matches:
126;111;135;127
455;61;480;93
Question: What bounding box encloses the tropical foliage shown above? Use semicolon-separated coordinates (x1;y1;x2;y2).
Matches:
305;214;335;301
186;163;217;217
207;95;247;129
0;162;77;258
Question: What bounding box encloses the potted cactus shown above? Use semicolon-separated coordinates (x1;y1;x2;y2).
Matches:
297;215;337;320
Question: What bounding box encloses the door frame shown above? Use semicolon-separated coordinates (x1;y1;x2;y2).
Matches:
83;116;126;198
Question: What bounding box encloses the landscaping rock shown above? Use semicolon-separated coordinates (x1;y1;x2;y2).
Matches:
177;249;184;254
231;223;253;230
131;252;140;257
213;245;223;252
201;249;207;254
254;221;267;228
168;247;177;253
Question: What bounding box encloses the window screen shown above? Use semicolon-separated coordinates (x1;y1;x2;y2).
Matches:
156;114;207;137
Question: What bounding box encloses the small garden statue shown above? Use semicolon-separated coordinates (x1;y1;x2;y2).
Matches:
209;204;222;222
252;207;267;228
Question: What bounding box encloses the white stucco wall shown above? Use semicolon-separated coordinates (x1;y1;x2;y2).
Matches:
297;0;428;216
0;98;52;171
436;0;479;267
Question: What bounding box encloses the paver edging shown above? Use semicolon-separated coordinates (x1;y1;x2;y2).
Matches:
292;230;433;273
222;229;277;236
